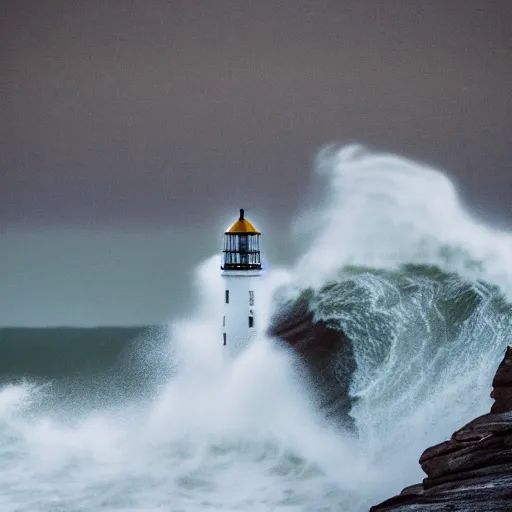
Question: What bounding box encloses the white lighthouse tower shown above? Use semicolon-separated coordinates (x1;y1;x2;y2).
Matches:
221;209;262;357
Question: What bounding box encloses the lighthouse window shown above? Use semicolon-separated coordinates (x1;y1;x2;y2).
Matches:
223;333;227;346
223;315;225;327
249;290;254;306
225;290;229;304
240;235;248;252
248;316;254;328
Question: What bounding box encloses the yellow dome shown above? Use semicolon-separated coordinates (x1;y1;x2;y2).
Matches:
225;209;261;234
225;219;260;234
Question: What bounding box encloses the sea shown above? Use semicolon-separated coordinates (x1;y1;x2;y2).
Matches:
1;146;511;511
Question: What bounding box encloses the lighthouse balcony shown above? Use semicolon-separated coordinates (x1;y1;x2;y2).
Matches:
221;263;262;271
221;250;262;271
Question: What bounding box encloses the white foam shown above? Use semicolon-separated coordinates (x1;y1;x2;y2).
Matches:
2;146;512;511
295;145;512;293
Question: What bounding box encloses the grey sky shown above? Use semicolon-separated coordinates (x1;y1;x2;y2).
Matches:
2;0;511;230
0;229;295;326
1;1;512;326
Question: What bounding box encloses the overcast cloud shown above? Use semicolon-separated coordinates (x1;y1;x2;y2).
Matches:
1;0;511;231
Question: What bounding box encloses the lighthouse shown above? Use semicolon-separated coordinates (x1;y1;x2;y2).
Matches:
221;209;262;356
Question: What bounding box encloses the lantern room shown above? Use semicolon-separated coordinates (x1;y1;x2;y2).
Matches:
221;209;262;271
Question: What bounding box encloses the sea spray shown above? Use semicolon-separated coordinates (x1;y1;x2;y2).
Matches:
1;146;512;510
0;257;355;511
274;145;512;499
294;145;512;292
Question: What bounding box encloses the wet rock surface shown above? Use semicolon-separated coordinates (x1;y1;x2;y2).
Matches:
371;345;512;511
268;293;356;430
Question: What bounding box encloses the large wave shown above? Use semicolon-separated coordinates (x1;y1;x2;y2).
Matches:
2;146;512;511
269;145;512;499
293;145;512;291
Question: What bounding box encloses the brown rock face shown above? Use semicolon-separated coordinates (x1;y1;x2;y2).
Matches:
370;345;512;511
268;293;356;429
492;346;512;413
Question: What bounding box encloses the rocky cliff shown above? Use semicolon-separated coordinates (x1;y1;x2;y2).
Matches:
268;292;356;430
371;345;512;511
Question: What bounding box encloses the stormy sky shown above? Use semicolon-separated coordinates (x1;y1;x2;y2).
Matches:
2;0;512;230
1;1;512;326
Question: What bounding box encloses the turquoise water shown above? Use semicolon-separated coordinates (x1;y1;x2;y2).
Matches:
2;147;512;511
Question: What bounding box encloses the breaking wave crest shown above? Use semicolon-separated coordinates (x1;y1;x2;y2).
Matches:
2;146;512;511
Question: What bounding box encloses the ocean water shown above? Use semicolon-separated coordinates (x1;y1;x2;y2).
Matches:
1;146;511;511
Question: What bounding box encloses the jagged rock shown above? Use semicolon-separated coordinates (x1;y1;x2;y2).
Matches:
492;346;512;388
370;345;512;511
492;346;512;415
491;387;512;413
